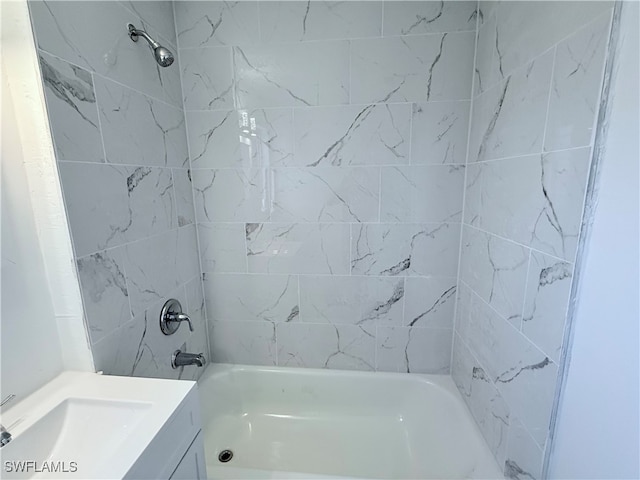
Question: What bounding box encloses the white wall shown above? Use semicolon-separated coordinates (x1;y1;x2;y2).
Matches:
548;2;640;478
1;0;92;401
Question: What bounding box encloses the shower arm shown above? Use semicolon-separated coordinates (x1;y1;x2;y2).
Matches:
127;24;160;49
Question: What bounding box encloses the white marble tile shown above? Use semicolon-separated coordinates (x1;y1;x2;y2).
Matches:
29;1;171;101
299;276;404;326
277;323;375;371
187;109;294;168
461;292;557;446
123;226;199;317
173;168;195;227
210;320;277;366
233;41;350;109
38;52;103;163
522;252;572;363
383;1;478;36
259;1;382;42
247;223;350;275
77;247;131;344
351;223;461;277
410;101;470;165
504;417;544;480
175;1;260;48
375;326;452;374
198;223;247;273
180;46;234;110
380;165;464;223
469;50;553;162
531;149;591;261
92;285;191;379
404;277;457;329
465;149;590;261
494;1;612;77
59;162;175;257
351;32;475;104
192;168;270;223
203;273;298;323
294;104;411;167
94;76;188;167
545;12;611;151
271;167;380;223
119;1;177;47
459;226;529;324
454;282;473;334
452;334;511;468
473;11;499;95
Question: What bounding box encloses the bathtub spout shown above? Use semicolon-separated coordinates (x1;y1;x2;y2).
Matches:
171;350;206;369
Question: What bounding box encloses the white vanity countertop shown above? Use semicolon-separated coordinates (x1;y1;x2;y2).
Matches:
0;371;196;479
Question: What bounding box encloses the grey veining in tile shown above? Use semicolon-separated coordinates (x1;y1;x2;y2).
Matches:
233;41;350;108
259;1;382;42
459;226;529;324
175;1;260;48
383;1;478;36
299;276;404;326
198;223;247;273
77;248;130;344
192;168;270;223
277;323;375;371
294;104;411;167
211;320;277;366
376;326;452;374
247;223;350;275
351;32;475;104
404;277;456;329
271;167;380;223
39;51;103;162
203;273;298;323
59;162;175;257
187;109;294;168
469;50;553;162
410;101;470;165
94;76;188;167
180;46;234;110
504;416;544;480
522;252;572;363
380;165;464;223
545;12;611;151
119;1;177;47
123;226;199;317
464;149;590;261
351;223;461;277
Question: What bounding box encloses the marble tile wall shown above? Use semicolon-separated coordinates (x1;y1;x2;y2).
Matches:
174;1;477;373
29;1;207;381
452;2;613;478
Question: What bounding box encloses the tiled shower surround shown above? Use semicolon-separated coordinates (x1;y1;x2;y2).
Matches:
30;1;614;478
29;1;207;381
452;2;613;478
175;1;477;372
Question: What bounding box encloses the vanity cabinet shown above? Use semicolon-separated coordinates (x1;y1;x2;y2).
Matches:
124;384;207;480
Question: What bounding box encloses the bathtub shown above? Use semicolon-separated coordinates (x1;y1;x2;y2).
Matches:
198;364;502;479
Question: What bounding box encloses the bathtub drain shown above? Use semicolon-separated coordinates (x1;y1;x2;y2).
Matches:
218;450;233;463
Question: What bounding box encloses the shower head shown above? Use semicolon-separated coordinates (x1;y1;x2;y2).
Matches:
127;23;174;67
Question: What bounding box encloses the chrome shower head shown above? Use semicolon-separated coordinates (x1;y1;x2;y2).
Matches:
127;23;174;67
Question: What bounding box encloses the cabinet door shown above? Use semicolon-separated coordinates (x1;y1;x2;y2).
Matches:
170;431;207;480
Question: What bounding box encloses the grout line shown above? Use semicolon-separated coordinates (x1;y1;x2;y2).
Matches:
451;0;481;369
519;249;533;332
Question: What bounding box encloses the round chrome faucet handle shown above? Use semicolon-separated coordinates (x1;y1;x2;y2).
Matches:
159;299;193;335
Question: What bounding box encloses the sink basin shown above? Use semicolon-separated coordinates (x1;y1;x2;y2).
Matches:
0;372;195;479
2;398;151;479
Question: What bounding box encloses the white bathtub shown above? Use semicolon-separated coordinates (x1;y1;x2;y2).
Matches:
198;364;502;479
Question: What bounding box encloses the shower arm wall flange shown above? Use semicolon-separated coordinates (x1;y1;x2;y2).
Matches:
127;23;160;49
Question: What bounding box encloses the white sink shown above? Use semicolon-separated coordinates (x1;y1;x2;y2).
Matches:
0;372;195;479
